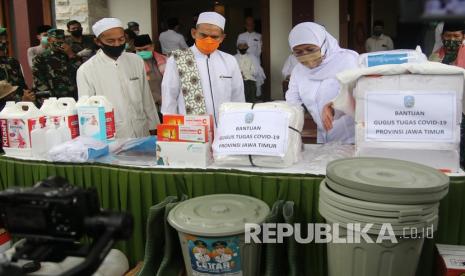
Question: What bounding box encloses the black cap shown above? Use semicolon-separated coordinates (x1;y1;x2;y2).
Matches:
194;240;207;247
212;241;227;248
128;21;139;28
134;34;152;47
443;22;465;34
37;25;52;35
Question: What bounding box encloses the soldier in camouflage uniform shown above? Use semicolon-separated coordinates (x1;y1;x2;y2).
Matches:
32;29;82;100
65;20;97;62
0;27;35;103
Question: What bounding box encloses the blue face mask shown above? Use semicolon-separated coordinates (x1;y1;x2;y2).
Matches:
41;36;48;46
137;50;153;60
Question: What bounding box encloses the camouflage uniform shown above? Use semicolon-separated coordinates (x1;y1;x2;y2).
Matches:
0;27;27;101
32;29;81;99
0;56;27;101
65;34;98;62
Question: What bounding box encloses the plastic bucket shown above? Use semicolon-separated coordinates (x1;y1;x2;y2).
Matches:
168;194;270;276
319;158;449;276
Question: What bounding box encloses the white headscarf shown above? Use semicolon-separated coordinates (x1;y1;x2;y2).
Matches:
288;22;358;80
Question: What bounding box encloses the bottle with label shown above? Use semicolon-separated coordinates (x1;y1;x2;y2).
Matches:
0;102;45;157
77;95;115;141
57;117;72;142
45;119;62;153
89;96;115;140
31;120;46;158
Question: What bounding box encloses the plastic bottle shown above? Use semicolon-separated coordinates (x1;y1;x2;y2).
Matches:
45;119;62;153
57;117;72;142
31;120;46;158
56;97;79;138
0;102;45;157
89;96;115;140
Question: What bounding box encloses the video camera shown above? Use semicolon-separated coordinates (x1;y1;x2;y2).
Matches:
0;176;133;276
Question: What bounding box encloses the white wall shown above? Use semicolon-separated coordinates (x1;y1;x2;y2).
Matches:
314;0;339;40
108;0;152;35
269;0;292;100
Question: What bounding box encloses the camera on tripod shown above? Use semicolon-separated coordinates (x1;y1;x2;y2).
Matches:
0;176;133;276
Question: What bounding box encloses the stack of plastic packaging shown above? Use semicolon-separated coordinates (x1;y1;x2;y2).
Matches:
213;101;304;168
48;136;109;163
358;47;427;68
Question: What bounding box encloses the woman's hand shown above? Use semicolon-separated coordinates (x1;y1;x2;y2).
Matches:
322;102;335;131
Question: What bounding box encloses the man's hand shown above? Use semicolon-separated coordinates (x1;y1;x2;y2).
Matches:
322;102;335;131
61;43;76;58
21;89;36;102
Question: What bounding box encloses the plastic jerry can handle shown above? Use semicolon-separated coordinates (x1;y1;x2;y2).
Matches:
15;102;37;113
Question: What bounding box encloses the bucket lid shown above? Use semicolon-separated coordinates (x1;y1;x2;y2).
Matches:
326;157;449;194
319;201;438;235
319;181;439;219
325;177;449;204
168;194;270;237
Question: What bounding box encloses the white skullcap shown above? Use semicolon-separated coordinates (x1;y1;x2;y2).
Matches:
197;12;226;30
92;18;124;37
237;38;248;46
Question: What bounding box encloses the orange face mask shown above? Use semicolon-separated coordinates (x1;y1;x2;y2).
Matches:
195;37;220;55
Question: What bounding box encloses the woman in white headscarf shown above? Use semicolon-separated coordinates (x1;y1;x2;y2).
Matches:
286;22;358;144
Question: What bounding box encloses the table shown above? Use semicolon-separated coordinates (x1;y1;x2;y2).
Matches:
1;147;464;276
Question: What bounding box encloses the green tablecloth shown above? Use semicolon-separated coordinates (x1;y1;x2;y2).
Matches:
1;155;464;275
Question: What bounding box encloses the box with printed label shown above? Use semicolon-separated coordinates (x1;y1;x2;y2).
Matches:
436;244;465;276
77;106;107;141
156;141;211;167
163;114;214;139
157;124;208;143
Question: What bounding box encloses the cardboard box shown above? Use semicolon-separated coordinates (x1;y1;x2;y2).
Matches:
163;114;214;140
77;106;107;141
354;74;464;124
353;74;464;172
355;124;460;172
157;124;208;143
436;244;465;276
156;141;211;167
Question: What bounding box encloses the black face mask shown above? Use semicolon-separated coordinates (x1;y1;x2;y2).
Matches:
373;31;382;37
238;48;248;55
100;42;125;58
70;29;83;37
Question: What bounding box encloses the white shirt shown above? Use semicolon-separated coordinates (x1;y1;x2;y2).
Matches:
237;31;262;59
365;34;394;53
286;58;357;144
159;29;188;55
27;45;46;69
235;54;255;81
77;50;160;138
161;45;245;127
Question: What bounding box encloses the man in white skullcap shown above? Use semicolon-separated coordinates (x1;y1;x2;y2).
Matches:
77;18;159;138
237;16;263;98
161;11;244;127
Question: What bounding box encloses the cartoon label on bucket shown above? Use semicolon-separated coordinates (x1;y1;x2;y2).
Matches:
187;235;242;275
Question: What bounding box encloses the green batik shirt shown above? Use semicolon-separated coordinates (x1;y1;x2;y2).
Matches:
0;56;28;101
32;49;81;99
